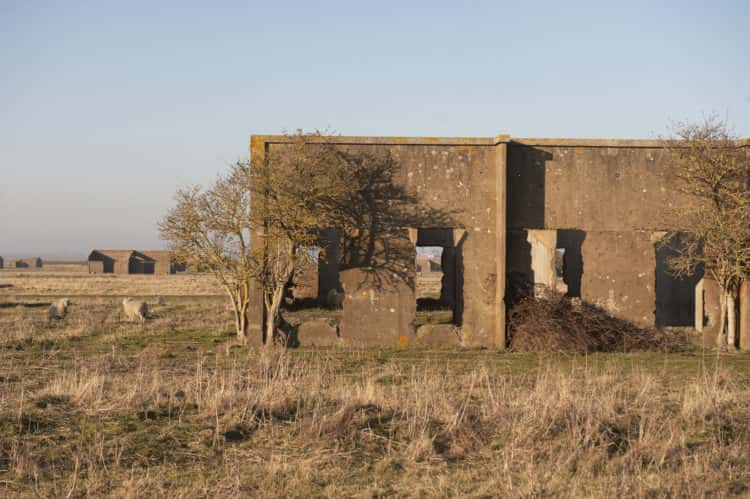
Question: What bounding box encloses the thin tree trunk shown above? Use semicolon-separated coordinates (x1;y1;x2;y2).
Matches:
226;288;246;339
233;308;246;339
240;302;249;338
237;306;248;339
727;292;737;351
265;299;280;346
717;291;727;350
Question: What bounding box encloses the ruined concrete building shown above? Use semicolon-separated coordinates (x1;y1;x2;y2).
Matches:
248;135;750;350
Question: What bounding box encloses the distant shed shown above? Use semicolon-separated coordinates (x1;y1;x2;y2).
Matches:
21;257;43;268
140;251;176;274
415;255;441;274
4;257;43;269
88;250;155;274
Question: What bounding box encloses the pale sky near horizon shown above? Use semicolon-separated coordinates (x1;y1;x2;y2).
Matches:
1;1;748;259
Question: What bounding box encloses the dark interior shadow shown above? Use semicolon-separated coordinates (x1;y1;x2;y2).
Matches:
505;229;533;307
317;229;343;302
506;144;552;306
507;144;551;230
655;233;703;327
557;229;586;298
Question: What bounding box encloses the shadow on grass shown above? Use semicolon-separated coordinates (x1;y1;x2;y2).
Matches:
0;301;51;309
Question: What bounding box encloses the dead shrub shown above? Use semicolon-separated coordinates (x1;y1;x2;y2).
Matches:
507;292;691;353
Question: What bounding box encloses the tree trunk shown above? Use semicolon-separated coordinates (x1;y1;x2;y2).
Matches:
264;286;285;347
727;292;737;351
225;289;247;339
264;301;279;347
233;307;247;339
717;291;727;350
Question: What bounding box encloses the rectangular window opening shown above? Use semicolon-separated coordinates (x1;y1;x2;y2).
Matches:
414;228;463;327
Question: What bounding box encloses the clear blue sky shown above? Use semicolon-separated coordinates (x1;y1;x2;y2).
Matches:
1;1;748;258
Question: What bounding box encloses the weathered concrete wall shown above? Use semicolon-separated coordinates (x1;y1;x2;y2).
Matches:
340;237;415;346
579;231;657;326
508;142;692;231
248;134;746;348
696;277;722;347
507;141;695;328
250;136;507;348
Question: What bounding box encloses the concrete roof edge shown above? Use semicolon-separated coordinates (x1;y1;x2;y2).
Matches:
510;138;666;148
250;135;750;148
250;135;496;146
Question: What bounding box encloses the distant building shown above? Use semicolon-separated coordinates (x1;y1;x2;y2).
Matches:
23;257;43;268
0;256;3;269
4;257;43;269
140;250;177;274
88;249;179;274
415;255;441;274
88;250;152;274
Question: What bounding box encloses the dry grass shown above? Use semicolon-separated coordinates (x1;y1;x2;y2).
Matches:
0;267;221;297
0;271;749;497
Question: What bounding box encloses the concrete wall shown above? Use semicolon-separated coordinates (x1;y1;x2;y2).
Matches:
507;140;696;328
250;136;507;348
248;134;746;348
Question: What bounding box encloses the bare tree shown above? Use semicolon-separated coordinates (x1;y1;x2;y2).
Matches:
250;133;350;343
159;163;255;337
661;115;750;350
160;132;349;341
162;132;459;344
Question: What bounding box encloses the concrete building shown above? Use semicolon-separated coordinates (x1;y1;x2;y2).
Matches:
88;250;156;274
5;257;43;268
416;255;441;274
141;251;176;274
248;134;750;349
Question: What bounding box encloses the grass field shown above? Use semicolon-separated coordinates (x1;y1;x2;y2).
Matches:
1;267;749;497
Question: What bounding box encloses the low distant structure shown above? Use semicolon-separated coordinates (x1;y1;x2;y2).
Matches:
140;250;177;274
25;257;43;268
415;255;441;274
4;257;43;269
88;249;180;274
88;250;153;274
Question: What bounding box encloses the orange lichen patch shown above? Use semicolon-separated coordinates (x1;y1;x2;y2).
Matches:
399;335;409;346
